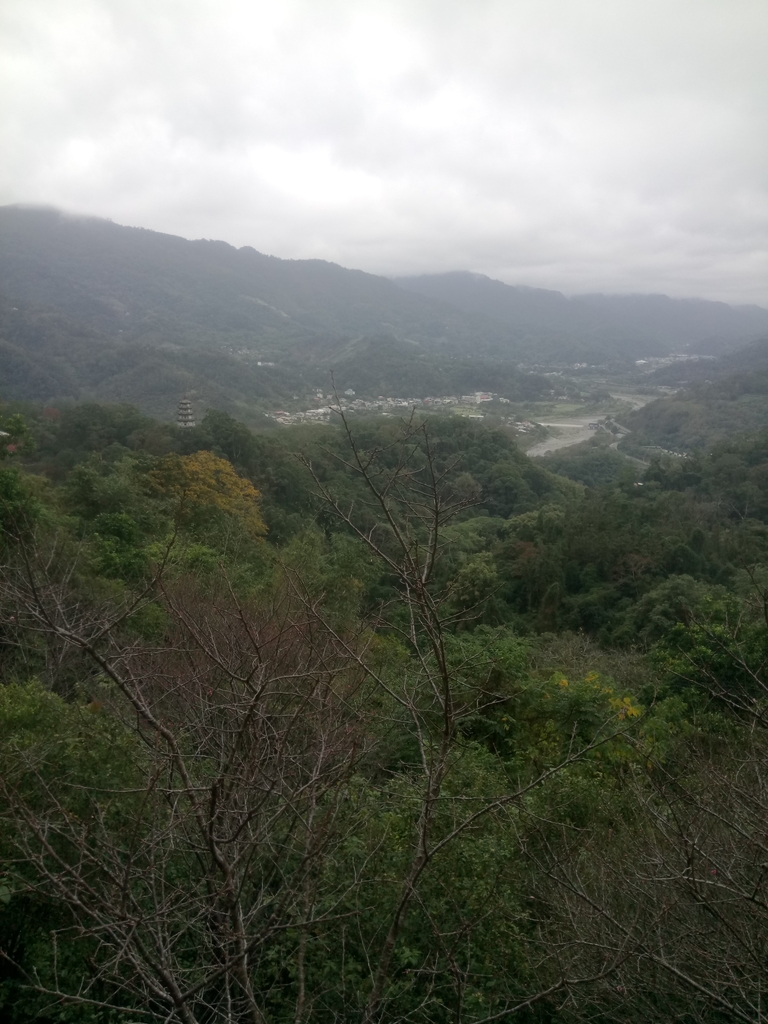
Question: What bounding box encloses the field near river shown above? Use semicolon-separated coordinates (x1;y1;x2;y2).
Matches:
524;393;654;456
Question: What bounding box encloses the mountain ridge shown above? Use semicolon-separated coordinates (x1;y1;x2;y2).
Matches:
2;205;767;421
395;271;768;355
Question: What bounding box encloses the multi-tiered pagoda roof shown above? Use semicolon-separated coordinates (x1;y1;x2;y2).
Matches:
176;397;195;429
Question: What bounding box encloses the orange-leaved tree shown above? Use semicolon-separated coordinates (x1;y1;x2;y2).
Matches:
150;450;267;539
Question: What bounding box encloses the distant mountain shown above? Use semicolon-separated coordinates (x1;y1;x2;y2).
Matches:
396;272;768;358
0;205;528;417
0;207;512;352
0;206;531;419
2;206;766;423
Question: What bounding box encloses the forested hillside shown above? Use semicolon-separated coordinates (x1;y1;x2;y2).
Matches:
0;206;540;418
3;206;768;423
622;339;768;452
2;399;768;1022
397;271;768;358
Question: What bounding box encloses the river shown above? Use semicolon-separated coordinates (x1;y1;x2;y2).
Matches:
525;394;653;457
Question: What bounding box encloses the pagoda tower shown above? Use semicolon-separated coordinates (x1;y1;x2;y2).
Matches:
176;396;195;429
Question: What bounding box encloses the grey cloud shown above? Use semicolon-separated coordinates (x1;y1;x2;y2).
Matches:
1;0;766;304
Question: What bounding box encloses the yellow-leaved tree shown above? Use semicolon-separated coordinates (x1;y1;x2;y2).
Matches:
150;451;267;539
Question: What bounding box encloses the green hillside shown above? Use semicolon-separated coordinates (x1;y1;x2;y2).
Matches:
1;206;540;420
622;339;768;452
4;399;768;1021
4;206;767;425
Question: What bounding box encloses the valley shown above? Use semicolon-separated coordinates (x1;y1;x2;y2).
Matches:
3;0;767;1016
2;206;767;428
526;392;653;456
2;205;768;1024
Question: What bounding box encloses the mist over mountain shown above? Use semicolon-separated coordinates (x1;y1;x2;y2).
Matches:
2;205;767;421
0;205;501;351
0;206;520;418
396;271;768;356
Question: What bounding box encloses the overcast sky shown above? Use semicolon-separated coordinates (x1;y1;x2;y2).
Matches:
2;0;766;304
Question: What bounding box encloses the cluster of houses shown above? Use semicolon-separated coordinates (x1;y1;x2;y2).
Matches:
640;446;689;458
225;347;276;366
269;391;511;426
634;354;714;370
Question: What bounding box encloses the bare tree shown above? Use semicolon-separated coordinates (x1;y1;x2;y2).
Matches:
520;590;768;1024
0;537;376;1022
1;415;628;1022
298;411;627;1023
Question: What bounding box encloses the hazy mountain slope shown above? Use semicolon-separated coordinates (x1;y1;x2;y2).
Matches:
0;206;513;356
3;206;767;423
396;272;768;358
577;292;768;351
648;336;768;388
0;206;559;418
622;339;768;452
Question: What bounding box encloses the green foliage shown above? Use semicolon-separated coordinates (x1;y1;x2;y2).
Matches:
624;375;768;453
0;683;143;1022
0;409;33;461
0;466;40;547
3;398;768;1021
539;443;637;487
92;512;149;580
150;449;267;539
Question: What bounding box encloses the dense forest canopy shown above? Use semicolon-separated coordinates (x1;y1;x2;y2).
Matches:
2;396;768;1022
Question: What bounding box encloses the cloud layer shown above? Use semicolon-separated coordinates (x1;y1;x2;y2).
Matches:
2;0;766;303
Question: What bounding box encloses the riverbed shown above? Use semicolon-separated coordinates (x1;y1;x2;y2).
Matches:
525;394;654;457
